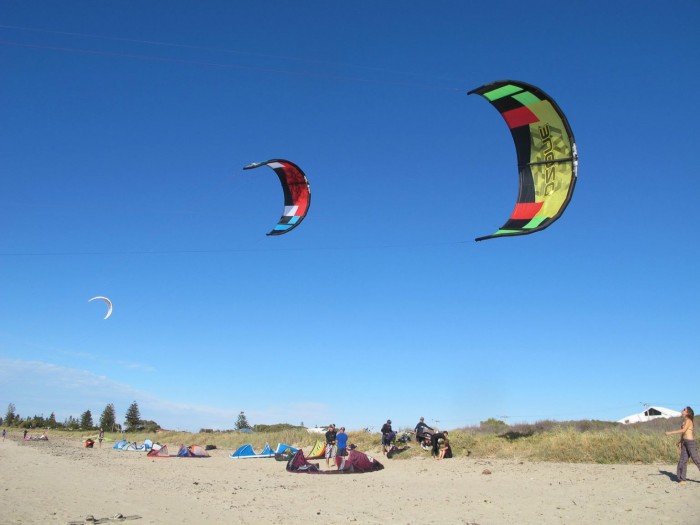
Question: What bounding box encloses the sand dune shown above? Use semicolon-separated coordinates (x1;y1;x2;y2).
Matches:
1;433;697;524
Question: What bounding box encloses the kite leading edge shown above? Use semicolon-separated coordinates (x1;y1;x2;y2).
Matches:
468;80;578;241
243;159;311;236
88;296;113;320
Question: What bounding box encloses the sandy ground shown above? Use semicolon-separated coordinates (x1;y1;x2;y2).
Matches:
1;433;699;525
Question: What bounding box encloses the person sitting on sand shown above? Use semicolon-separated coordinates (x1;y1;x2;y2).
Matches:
430;431;445;457
437;431;452;460
666;406;700;485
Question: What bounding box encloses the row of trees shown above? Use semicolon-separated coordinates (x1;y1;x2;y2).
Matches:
5;405;257;434
2;402;158;432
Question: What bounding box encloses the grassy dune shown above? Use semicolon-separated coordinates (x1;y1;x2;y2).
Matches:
446;426;678;464
65;418;683;464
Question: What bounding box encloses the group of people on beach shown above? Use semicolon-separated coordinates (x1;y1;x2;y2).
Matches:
323;424;349;468
2;407;698;483
381;407;700;480
379;417;452;460
85;428;106;449
413;417;452;459
319;417;452;467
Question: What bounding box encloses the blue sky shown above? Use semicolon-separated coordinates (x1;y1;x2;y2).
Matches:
1;1;698;432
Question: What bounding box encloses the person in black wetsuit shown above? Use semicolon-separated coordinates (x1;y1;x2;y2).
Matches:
381;419;393;455
324;424;337;468
414;417;434;443
430;430;445;457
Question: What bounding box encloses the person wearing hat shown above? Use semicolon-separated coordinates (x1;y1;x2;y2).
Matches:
380;419;394;455
414;417;434;444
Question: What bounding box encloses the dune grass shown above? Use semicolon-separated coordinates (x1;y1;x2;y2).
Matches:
444;426;677;464
445;419;681;464
59;418;684;464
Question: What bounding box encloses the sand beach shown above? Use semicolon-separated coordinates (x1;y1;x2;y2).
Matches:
1;433;698;524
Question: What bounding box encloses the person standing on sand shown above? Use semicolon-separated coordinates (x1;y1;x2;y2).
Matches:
98;428;105;448
324;424;337;469
336;427;348;458
414;417;434;442
381;419;393;455
666;406;700;485
2;429;5;440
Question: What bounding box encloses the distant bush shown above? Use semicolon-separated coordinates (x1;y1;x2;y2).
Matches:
140;420;161;433
252;423;304;433
479;418;508;432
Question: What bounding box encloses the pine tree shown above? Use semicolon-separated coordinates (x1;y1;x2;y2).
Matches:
48;412;57;427
235;411;250;430
124;401;141;432
80;410;94;429
5;403;16;426
99;403;116;431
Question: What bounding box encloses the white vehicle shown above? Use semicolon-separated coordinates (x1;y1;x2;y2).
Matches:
617;406;681;424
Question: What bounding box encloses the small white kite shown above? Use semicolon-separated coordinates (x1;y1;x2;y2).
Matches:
88;296;113;320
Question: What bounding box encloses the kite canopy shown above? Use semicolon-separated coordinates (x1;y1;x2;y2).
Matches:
229;442;275;459
286;448;384;474
468;80;578;241
243;159;311;236
88;296;113;319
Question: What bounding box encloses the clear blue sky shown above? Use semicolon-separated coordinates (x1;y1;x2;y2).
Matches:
1;1;698;432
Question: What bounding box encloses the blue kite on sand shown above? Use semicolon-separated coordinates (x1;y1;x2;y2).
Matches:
229;442;275;459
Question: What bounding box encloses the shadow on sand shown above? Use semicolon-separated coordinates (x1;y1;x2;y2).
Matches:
657;470;678;481
655;470;700;484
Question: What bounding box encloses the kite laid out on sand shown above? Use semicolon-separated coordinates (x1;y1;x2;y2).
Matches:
88;296;113;319
468;80;578;241
286;448;383;474
147;445;210;457
229;442;275;459
113;438;152;451
243;159;311;236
